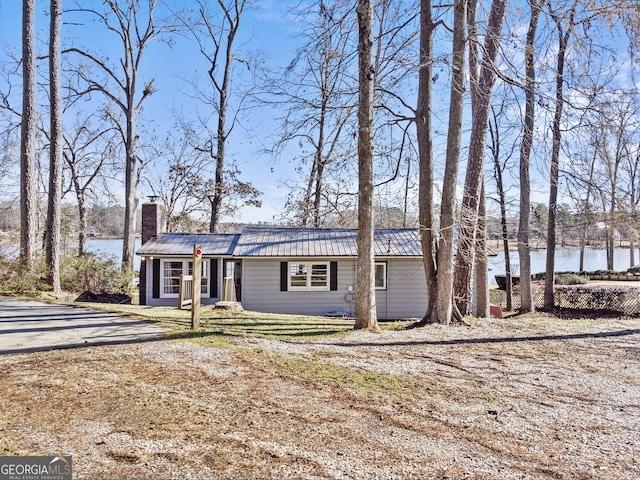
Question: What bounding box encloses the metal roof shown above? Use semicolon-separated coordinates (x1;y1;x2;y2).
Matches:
136;233;240;256
233;228;423;257
136;228;423;257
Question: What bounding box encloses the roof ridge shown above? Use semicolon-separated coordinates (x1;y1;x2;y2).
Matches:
159;232;240;235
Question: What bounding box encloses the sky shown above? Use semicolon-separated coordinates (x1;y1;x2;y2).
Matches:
0;0;312;223
1;1;639;227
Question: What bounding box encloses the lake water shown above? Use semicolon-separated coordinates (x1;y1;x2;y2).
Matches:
85;238;142;270
488;246;638;283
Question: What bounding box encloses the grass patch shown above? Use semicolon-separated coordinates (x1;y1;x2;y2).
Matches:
253;349;420;400
68;302;355;340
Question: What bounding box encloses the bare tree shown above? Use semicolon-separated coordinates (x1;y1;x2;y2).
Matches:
621;124;640;267
63;113;119;255
453;0;508;317
45;0;63;292
573;146;598;272
354;0;379;332
144;121;220;231
592;98;640;269
269;1;357;227
475;178;489;317
180;0;255;232
271;0;418;229
518;0;544;313
65;0;164;271
20;0;37;268
416;0;437;321
488;102;517;311
543;0;584;310
433;0;467;325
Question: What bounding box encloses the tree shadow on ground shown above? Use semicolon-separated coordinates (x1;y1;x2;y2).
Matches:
323;328;640;349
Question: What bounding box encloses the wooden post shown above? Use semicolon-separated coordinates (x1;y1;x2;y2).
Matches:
191;244;202;330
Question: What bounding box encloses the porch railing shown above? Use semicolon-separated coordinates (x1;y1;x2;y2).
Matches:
179;274;193;310
222;276;237;302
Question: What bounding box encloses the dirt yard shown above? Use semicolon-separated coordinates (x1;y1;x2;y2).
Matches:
1;315;639;479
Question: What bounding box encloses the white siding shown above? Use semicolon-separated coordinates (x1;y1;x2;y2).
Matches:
384;258;428;318
242;257;428;319
144;256;429;318
242;258;357;317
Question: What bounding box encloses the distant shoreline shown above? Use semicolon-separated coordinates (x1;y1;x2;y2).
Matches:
87;235;141;240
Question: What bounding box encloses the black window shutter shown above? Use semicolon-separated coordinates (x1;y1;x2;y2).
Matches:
330;261;338;291
152;258;161;298
280;262;288;291
211;259;218;298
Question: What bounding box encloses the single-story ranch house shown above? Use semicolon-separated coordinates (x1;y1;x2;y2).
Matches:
136;200;429;319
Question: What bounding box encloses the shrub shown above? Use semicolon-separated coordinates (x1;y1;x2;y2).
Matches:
591;269;620;275
0;253;134;295
554;273;589;285
0;257;49;295
60;254;134;294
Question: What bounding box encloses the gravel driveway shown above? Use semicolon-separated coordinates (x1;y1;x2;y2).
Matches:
0;314;638;479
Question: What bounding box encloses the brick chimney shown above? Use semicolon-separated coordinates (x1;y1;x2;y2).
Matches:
141;196;166;245
139;197;166;305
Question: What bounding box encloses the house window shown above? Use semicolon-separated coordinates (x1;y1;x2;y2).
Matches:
375;262;387;290
161;259;208;298
163;261;183;296
289;262;329;290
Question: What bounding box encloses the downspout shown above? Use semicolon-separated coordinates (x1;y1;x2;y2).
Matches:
352;260;357;318
386;260;390;320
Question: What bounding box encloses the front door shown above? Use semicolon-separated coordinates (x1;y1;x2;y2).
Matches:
223;259;242;301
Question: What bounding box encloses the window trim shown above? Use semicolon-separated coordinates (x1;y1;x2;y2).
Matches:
288;261;330;291
160;258;209;299
375;261;387;290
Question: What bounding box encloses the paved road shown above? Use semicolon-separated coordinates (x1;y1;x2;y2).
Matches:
0;298;167;355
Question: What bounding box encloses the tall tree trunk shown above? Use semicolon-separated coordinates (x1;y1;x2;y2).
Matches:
313;98;328;228
65;1;159;270
606;224;614;270
314;160;325;228
209;43;231;234
354;0;379;332
631;151;639;267
579;147;597;272
416;0;437;322
475;178;489;318
434;0;467;325
209;107;227;233
544;3;575;311
301;160;318;227
20;0;37;269
209;2;243;233
122;105;138;272
518;0;543;313
46;0;63;292
606;164;619;272
77;190;87;257
453;0;508;316
489;111;512;311
403;157;410;228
